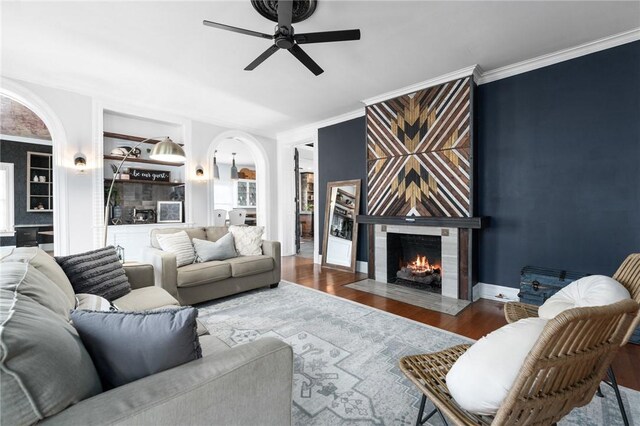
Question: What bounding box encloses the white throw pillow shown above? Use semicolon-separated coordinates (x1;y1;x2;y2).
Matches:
538;275;630;320
156;231;196;267
75;294;114;311
446;318;548;415
229;225;264;256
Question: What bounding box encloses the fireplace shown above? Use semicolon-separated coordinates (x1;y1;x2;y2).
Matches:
374;224;461;299
387;234;442;293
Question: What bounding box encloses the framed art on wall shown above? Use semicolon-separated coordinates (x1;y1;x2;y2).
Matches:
157;201;182;223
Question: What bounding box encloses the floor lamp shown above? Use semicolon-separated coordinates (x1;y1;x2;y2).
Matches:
104;137;186;247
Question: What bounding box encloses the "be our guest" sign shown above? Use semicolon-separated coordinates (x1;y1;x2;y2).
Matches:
129;168;171;182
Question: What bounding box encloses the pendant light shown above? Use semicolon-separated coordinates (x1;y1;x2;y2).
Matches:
213;150;220;180
230;152;239;180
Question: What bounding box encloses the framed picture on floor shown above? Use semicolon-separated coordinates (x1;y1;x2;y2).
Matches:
157;201;182;223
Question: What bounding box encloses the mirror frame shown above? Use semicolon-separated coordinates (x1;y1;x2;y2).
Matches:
321;179;361;273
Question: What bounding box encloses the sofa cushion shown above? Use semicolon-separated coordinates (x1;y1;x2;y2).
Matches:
446;318;548;415
0;289;102;425
55;246;131;301
199;334;232;356
177;261;232;288
149;305;210;336
193;234;237;262
1;262;72;319
156;231;196;267
150;227;206;249
1;247;76;311
112;286;180;311
539;275;631;320
229;225;264;256
71;307;202;389
205;226;229;242
226;255;275;278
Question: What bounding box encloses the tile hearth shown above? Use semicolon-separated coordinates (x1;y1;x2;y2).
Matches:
345;279;470;315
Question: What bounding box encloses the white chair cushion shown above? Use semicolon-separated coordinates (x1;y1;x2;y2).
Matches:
156;231;196;267
229;225;264;256
538;275;630;320
446;318;548;415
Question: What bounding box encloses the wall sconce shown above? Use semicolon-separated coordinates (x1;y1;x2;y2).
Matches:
195;165;205;180
74;153;87;172
213;150;220;180
230;153;239;181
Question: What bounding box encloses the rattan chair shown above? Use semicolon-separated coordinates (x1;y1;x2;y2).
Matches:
503;253;640;425
400;299;639;426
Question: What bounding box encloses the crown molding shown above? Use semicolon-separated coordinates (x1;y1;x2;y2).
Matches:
361;65;480;106
477;27;640;85
276;108;365;143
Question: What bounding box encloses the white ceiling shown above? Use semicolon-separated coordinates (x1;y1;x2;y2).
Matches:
2;1;639;137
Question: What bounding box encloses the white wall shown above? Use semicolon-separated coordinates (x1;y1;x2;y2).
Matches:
7;77;279;254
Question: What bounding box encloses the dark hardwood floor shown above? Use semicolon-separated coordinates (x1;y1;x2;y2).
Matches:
282;255;640;391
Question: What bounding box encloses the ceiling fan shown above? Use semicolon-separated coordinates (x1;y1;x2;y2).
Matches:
203;0;361;76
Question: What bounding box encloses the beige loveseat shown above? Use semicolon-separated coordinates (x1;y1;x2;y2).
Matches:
143;226;281;305
0;247;293;426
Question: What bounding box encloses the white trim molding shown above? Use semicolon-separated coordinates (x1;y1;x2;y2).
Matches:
362;65;482;106
0;134;52;146
276;109;364;144
1;77;70;255
473;282;520;303
477;27;640;85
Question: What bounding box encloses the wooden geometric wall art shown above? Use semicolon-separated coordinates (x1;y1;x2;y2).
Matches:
366;77;473;217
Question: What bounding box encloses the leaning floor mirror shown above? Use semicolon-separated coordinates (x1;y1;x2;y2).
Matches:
321;179;361;272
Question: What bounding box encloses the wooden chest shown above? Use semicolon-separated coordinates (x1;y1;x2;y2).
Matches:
518;266;589;306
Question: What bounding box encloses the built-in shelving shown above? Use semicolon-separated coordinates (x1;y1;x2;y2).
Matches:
104;179;185;187
103;154;184;167
27;152;53;212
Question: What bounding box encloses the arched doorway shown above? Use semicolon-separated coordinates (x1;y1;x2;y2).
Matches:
0;78;69;254
206;130;271;238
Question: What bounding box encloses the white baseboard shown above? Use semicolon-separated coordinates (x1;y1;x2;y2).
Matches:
356;261;368;274
473;282;520;303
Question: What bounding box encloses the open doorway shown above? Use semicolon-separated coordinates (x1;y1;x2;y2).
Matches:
295;143;315;259
212;138;257;226
0;94;55;254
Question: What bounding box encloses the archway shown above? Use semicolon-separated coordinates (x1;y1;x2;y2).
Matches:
0;78;69;254
206;130;271;238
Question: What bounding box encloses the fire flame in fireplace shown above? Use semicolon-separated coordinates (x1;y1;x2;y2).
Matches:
406;255;441;277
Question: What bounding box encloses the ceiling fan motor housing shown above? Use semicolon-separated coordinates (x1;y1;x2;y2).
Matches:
251;0;317;23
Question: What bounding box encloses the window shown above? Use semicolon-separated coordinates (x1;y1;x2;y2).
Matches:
0;162;15;235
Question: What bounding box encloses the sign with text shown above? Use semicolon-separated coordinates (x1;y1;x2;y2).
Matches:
129;168;171;182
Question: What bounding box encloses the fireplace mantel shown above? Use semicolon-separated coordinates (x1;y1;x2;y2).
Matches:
357;215;489;229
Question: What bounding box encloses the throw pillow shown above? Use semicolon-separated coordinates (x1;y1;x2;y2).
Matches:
446;317;548;415
70;307;202;389
538;275;631;320
76;293;115;312
229;225;264;256
193;234;237;262
156;230;196;267
1;262;72;319
0;288;102;425
55;246;131;301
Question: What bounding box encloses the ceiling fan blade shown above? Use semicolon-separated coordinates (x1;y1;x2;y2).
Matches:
295;29;361;44
244;45;280;71
288;44;323;76
203;20;274;40
277;0;293;28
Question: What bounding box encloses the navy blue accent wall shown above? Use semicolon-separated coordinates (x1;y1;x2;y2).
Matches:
318;117;368;262
0;140;53;246
477;41;640;287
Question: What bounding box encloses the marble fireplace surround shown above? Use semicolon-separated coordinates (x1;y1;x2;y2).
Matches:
374;224;459;299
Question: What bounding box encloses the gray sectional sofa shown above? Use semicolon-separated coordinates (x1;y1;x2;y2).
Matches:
143;226;281;305
0;247;293;425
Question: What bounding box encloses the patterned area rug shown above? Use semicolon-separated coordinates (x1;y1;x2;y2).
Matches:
197;281;640;426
